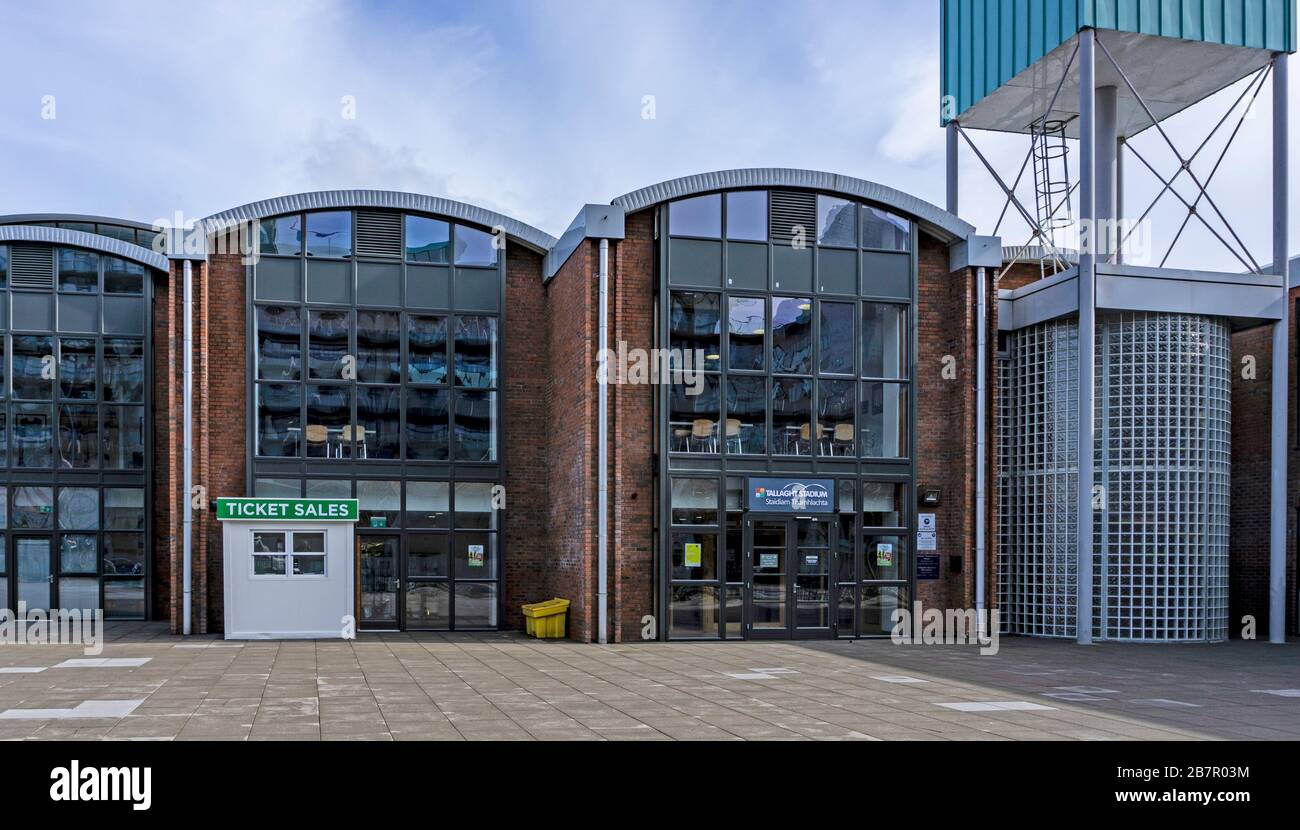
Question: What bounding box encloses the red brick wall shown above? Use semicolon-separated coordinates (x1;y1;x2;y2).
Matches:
1230;296;1298;637
915;236;978;613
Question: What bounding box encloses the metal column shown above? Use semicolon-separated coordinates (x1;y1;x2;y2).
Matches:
1096;86;1118;257
1076;28;1096;645
1270;53;1289;644
947;121;959;214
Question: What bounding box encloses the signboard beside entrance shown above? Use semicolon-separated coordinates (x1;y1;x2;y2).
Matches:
746;478;835;512
217;498;359;640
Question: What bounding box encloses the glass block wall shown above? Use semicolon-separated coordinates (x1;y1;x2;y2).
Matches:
998;312;1230;642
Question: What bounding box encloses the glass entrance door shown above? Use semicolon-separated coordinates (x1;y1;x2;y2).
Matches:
358;534;400;629
743;516;834;639
15;536;53;615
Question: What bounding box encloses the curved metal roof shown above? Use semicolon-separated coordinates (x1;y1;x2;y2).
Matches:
612;168;974;243
0;213;157;231
0;224;168;271
202;190;557;254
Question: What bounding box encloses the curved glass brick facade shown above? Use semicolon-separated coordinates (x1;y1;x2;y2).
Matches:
999;312;1231;642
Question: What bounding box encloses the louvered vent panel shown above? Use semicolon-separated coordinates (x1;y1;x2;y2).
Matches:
769;190;816;245
356;210;402;258
9;245;54;289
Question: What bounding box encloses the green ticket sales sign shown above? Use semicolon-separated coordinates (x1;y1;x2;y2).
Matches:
216;497;359;522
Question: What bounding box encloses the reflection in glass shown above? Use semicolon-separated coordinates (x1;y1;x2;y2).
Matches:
59;250;98;292
405;216;450;263
817;195;856;246
405;482;450;527
862;482;904;526
455;532;495;578
669;292;721;371
669;584;720;638
105;488;145;530
724;375;765;454
454;225;498;266
103;533;145;575
359;536;398;621
861;585;907;635
727;296;764;371
453;582;497;628
407;533;449;578
670;478;718;525
103;578;144;619
406;388;449;460
455;482;497;529
862;303;907;378
819;303;854;374
409;315;448;383
862;206;910;251
357;310;400;384
669;375;720;453
358;480;401;528
771;377;812;456
256;383;300;457
256;306;302;380
358;385;400;459
453;390;495;461
305;384;350;458
406;581;450;628
308;310;349;379
60;339;96;400
859;382;908;458
668;194;721;238
104;339;144;402
670;532;717;581
13;336;53;399
818;379;855;456
260;215;302;256
453;316;496;387
60;535;98;573
12;486;54;529
58;405;98;467
13;404;53;467
863;534;906;581
104;258;145;294
306;211;352;258
771;297;812;374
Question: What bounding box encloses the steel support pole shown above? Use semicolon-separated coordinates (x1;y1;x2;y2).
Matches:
1115;138;1125;264
1270;53;1289;644
975;266;987;634
1096;86;1118;257
946;121;959;215
1076;28;1096;645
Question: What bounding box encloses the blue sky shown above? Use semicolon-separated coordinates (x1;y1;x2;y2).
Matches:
0;0;1294;272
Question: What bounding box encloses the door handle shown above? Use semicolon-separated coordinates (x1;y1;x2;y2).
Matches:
48;574;54;583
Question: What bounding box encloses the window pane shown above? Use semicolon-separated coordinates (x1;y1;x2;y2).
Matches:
260;215;302;256
818;379;855;456
13;486;53;529
103;578;144;619
406;388;449;460
406;482;450;527
104;257;144;295
60;536;98;574
405;216;450;263
455;482;497;529
771;297;812;374
406;581;450;628
860;382;908;458
57;405;97;467
255;477;300;498
453;316;496;387
292;532;324;552
727;296;764;371
454;225;498;266
453;390;495;461
862;482;904;526
59;338;97;400
256;305;302;380
60;577;99;611
863;303;907;378
358;385;400;459
0;486;6;528
253;554;287;576
668;375;720;453
13;336;53;399
59;250;98;292
103;339;144;402
306;479;350;499
670;532;717;581
256;382;300;457
669;584;720;638
454;532;496;578
305;384;351;458
104;488;145;530
862;206;910;251
861;585;907;635
814;303;853;376
102;406;145;469
725;191;767;241
670;478;717;525
453;582;497;628
305;211;351;258
357;310;400;383
669;194;721;238
358;480;401;528
817;195;856;247
408;315;448;384
292;554;326;576
308;310;350;380
407;532;448;577
863;534;906;581
771;377;812;456
13;403;52;467
669;292;721;371
724;376;766;454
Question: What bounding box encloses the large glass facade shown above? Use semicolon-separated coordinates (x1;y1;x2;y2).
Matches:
659;190;914;639
250;209;503;630
0;243;150;619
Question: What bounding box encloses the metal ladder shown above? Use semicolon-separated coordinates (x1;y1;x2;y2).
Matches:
1029;119;1073;276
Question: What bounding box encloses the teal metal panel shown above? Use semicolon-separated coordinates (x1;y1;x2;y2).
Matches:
942;0;1296;123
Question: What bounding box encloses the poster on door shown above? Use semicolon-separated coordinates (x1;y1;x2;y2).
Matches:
875;542;894;567
468;544;485;567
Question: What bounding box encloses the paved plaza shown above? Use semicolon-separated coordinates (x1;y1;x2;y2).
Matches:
0;623;1296;741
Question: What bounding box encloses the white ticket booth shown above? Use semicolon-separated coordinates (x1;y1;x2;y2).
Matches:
217;497;358;639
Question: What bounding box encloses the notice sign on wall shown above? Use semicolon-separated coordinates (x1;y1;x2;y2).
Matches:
216;498;359;522
917;553;940;580
684;542;702;567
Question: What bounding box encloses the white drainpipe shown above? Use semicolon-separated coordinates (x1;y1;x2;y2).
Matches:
182;258;194;636
597;238;609;644
974;265;987;635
